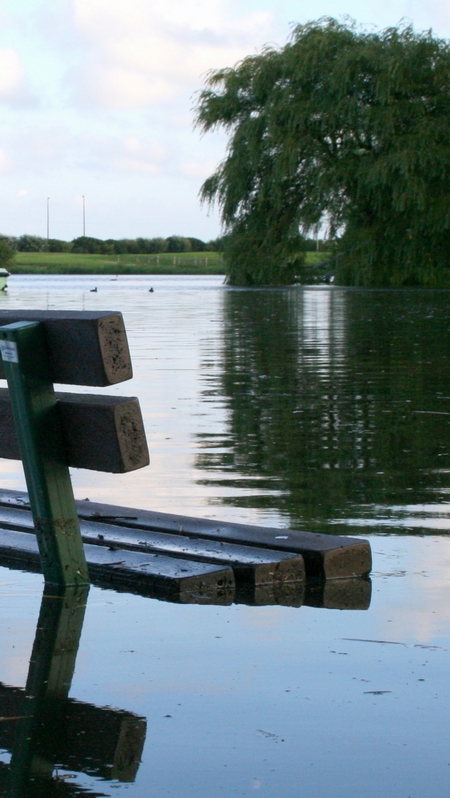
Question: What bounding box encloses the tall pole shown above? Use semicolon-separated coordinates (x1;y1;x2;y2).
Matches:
47;198;49;241
82;195;85;237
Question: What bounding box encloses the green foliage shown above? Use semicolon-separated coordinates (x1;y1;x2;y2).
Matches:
71;236;111;254
195;19;450;286
0;237;15;269
16;234;47;252
166;236;192;252
188;236;207;252
147;237;169;253
3;234;208;256
47;238;72;252
221;210;305;285
206;236;225;251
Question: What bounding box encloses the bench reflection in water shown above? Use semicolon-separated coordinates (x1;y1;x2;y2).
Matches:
0;585;146;797
0;565;371;796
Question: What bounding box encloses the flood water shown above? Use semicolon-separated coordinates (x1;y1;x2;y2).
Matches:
0;275;450;797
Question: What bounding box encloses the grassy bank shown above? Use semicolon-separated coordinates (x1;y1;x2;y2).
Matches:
304;250;332;267
9;250;329;276
10;251;224;275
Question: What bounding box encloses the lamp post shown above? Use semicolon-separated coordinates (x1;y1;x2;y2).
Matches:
47;198;49;241
82;195;85;237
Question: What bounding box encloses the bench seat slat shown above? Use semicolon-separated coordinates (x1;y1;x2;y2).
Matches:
0;527;235;601
0;504;305;587
75;499;371;579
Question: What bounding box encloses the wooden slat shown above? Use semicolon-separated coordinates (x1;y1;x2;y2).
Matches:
0;549;234;605
75;499;372;580
91;569;235;605
0;501;371;608
84;522;306;587
0;310;132;385
0;527;235;601
0;389;149;472
0;504;305;587
0;490;372;580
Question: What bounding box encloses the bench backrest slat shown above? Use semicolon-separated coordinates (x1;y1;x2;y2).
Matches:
0;310;132;385
0;388;149;473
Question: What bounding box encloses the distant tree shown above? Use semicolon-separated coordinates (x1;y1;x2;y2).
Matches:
187;237;206;252
72;236;100;254
118;238;139;254
0;237;15;269
149;237;168;253
206;237;225;252
1;236;18;251
136;237;152;253
195;19;450;286
71;236;113;254
112;237;167;254
166;236;192;253
106;238;126;254
47;238;72;252
16;235;47;252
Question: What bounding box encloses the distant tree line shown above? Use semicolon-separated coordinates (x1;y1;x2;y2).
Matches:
0;232;326;272
0;234;226;255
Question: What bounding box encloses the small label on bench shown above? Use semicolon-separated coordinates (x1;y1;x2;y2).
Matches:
0;340;19;363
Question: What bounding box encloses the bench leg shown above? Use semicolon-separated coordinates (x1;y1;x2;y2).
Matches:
0;321;90;586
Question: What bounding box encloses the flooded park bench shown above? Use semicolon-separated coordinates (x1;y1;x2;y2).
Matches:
0;308;372;607
0;310;372;794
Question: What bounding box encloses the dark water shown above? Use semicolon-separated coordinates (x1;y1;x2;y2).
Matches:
195;286;450;534
0;276;449;798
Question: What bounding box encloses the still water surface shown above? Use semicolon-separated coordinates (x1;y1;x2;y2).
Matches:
0;275;449;797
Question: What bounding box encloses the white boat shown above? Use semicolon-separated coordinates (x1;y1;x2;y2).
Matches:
0;268;9;291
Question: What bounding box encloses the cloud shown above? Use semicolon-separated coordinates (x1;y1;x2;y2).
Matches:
114;135;167;173
181;158;221;180
0;148;12;173
1;121;169;177
0;48;34;106
0;49;24;94
70;0;274;109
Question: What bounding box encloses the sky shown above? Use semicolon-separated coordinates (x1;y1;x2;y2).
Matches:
0;0;449;243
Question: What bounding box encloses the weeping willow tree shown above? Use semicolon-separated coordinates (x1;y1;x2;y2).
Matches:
195;19;450;286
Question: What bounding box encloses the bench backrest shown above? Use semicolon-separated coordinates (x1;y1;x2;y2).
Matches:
0;310;149;586
0;311;149;472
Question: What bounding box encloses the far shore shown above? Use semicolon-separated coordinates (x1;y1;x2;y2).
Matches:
9;251;224;275
8;250;328;275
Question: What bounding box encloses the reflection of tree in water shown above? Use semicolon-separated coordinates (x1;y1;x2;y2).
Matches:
195;288;450;531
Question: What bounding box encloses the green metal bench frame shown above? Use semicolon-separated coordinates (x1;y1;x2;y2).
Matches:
0;312;149;587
